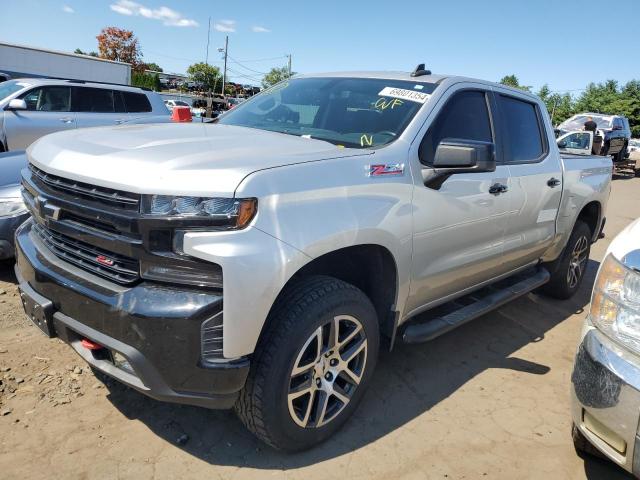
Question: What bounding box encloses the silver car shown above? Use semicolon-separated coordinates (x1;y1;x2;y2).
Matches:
0;78;170;151
572;218;640;476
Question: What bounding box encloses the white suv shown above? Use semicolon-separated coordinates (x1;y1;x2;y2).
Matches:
0;78;170;151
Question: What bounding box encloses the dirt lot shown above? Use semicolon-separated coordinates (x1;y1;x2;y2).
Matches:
1;177;639;480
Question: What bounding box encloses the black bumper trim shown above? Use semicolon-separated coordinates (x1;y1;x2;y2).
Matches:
15;220;249;410
52;310;247;409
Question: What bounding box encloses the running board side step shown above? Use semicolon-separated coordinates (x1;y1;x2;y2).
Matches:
402;268;550;344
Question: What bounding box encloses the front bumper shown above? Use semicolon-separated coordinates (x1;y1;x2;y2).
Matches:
15;219;249;409
571;323;640;475
0;211;29;259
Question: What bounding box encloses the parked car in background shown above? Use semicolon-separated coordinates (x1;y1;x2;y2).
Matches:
0;79;170;151
557;113;631;163
164;99;190;111
227;97;243;109
628;139;640;161
0;150;28;259
14;70;611;450
571;217;640;476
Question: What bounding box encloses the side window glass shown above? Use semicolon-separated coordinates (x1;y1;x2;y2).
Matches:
562;132;591;150
74;87;115;113
22;87;71;112
113;91;126;113
122;92;152;113
498;95;545;163
419;90;492;166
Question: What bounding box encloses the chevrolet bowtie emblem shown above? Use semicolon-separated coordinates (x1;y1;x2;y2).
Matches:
42;201;61;221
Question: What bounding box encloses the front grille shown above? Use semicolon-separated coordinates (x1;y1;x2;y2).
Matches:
32;223;140;285
29;164;141;211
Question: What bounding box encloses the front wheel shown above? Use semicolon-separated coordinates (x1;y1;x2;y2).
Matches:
235;275;379;451
541;220;591;300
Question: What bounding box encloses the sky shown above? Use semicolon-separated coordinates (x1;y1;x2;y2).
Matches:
1;0;639;91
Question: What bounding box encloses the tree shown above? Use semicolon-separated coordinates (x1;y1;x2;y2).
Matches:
186;62;221;91
499;74;531;92
74;48;98;57
132;72;161;91
262;66;295;88
96;27;142;69
144;62;163;73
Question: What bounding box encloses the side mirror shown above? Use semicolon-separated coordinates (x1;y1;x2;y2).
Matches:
423;139;495;189
6;99;27;111
432;139;496;172
557;140;568;149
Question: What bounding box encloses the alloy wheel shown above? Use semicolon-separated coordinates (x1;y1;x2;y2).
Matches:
287;315;368;428
567;235;589;289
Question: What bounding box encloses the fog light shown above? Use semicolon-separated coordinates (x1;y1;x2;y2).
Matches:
112;351;134;374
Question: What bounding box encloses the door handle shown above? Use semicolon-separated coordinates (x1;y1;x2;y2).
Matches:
59;117;74;124
115;119;126;124
547;177;561;188
489;183;508;195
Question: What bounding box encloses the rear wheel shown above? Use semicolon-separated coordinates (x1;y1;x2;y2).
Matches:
541;220;591;299
235;275;379;451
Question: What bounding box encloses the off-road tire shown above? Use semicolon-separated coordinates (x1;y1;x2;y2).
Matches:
541;220;591;300
235;275;379;451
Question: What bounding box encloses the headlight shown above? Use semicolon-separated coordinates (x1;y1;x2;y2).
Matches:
591;254;640;352
0;197;27;217
145;195;257;229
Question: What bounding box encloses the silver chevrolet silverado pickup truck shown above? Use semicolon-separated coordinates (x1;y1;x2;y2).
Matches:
14;67;612;450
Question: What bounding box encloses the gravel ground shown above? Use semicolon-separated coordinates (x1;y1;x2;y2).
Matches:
0;176;638;480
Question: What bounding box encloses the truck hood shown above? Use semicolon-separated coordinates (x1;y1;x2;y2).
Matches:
27;123;370;196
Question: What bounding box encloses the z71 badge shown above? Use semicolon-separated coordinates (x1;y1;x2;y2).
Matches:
367;163;405;177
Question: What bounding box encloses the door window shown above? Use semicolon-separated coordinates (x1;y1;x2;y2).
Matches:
559;132;591;151
498;95;545;163
419;90;493;165
113;90;126;113
74;87;115;113
122;92;152;113
22;87;71;112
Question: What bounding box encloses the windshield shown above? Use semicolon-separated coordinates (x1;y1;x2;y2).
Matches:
559;114;612;131
218;77;437;148
0;80;31;102
174;101;189;107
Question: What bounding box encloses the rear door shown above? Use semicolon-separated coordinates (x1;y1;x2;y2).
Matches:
121;91;153;122
494;91;563;271
72;87;128;128
4;86;75;150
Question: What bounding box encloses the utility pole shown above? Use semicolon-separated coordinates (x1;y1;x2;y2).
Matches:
221;35;228;98
287;54;292;78
205;17;211;66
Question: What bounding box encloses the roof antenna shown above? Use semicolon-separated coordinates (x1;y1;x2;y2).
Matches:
411;63;431;77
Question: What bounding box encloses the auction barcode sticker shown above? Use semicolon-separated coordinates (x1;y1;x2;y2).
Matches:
378;87;430;104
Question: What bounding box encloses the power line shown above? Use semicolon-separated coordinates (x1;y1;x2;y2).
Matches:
231;55;288;63
227;55;268;75
145;49;223;65
226;67;262;83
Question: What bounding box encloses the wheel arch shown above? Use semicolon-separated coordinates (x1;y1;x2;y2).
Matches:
577;200;602;242
262;244;400;345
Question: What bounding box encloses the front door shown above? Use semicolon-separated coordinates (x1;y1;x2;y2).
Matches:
5;86;75;150
406;87;511;315
557;131;593;155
